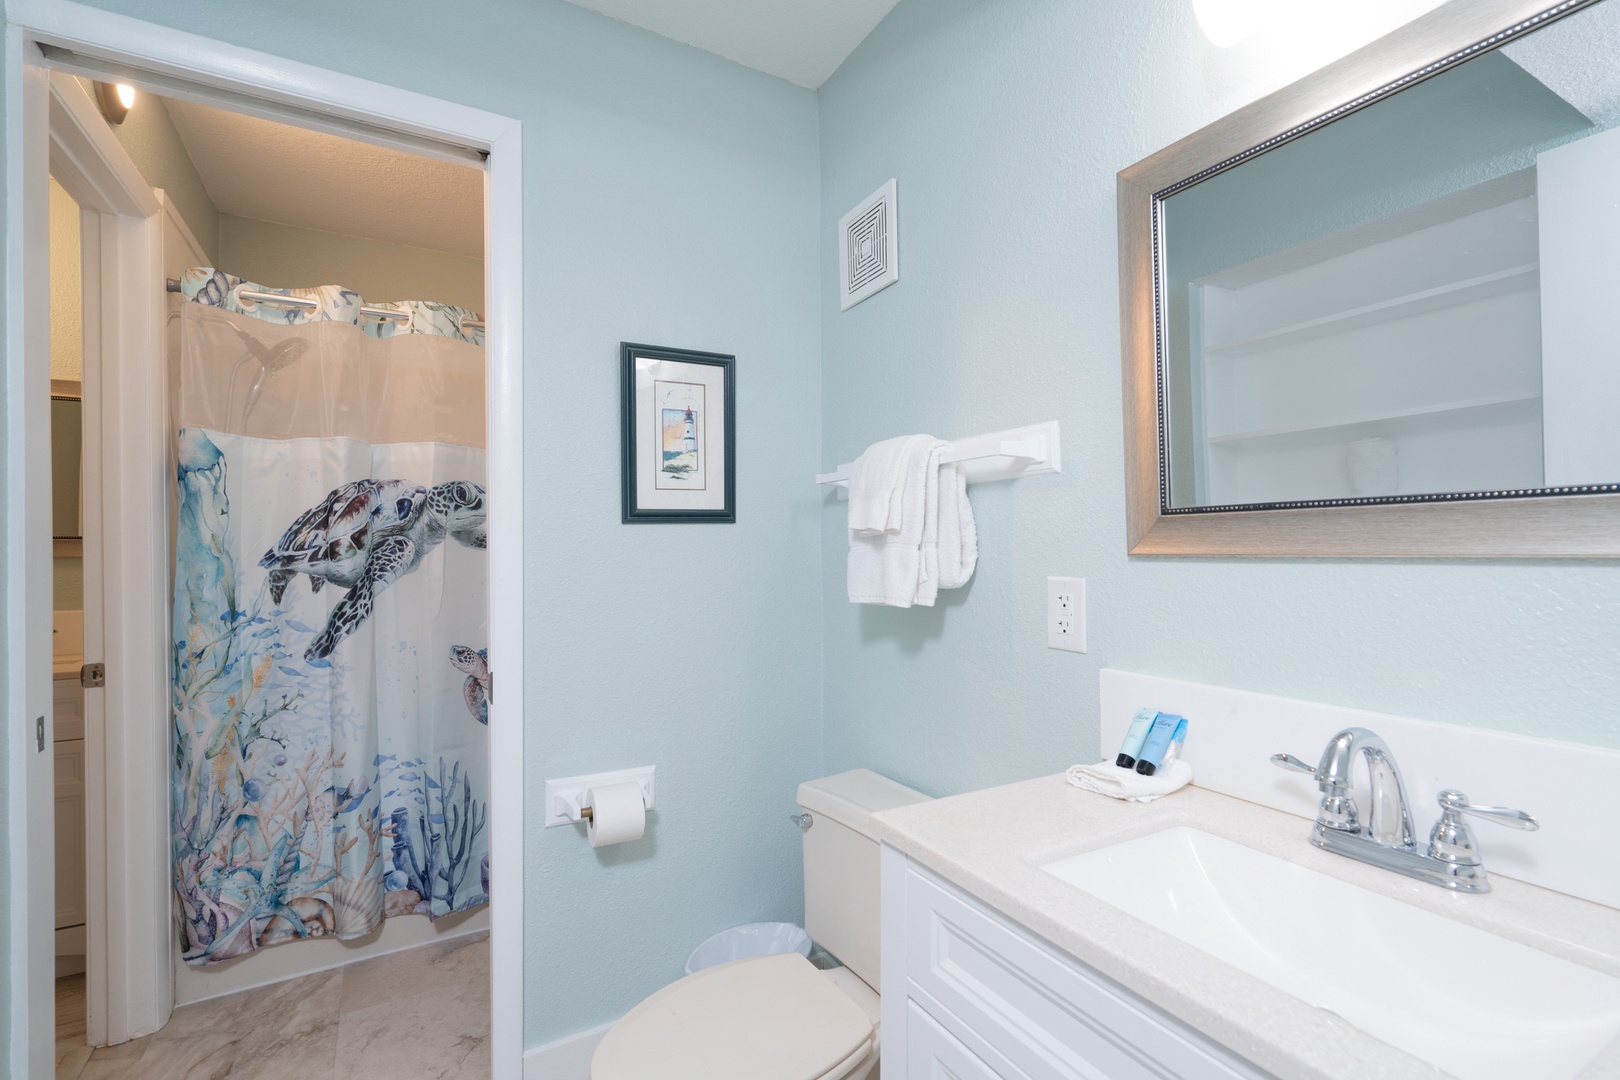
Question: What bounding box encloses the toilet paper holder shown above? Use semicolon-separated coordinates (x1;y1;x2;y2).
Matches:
543;766;656;828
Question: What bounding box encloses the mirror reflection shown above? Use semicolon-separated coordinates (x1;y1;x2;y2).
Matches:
51;395;81;540
1160;1;1620;510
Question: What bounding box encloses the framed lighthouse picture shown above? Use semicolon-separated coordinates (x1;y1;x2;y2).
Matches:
621;342;736;523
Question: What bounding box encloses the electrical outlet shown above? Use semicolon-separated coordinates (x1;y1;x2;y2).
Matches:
1047;577;1086;653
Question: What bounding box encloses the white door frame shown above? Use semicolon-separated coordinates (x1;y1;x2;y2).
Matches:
4;3;527;1077
47;68;170;1050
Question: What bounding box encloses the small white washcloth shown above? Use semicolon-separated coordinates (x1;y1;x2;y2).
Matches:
848;434;930;535
1065;760;1192;803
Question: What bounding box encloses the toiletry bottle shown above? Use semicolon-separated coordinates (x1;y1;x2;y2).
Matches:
1115;709;1159;769
1135;713;1184;776
1148;718;1188;775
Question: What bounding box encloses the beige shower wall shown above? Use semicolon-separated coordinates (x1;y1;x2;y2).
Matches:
49;178;82;384
78;78;483;310
217;215;485;312
80;78;220;262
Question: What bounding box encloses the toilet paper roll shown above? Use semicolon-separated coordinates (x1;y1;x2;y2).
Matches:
586;782;646;848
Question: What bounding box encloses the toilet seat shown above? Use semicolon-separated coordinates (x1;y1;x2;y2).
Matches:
590;953;876;1080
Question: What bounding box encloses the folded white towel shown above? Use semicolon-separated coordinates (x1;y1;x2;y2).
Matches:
1065;760;1192;803
848;434;929;535
848;437;944;606
847;436;979;607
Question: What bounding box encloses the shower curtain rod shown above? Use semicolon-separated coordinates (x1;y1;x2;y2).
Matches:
164;278;487;332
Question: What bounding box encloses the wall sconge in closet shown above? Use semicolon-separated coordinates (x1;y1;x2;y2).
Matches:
94;82;136;125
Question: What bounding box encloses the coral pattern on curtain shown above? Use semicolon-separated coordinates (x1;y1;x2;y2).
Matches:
171;268;491;965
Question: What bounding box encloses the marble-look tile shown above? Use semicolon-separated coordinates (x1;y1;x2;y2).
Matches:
72;935;490;1080
89;1027;339;1080
158;967;341;1042
56;974;92;1080
79;968;343;1080
335;972;490;1080
77;1035;149;1080
340;931;489;1015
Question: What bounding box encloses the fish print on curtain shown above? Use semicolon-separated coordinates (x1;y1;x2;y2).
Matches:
172;268;491;965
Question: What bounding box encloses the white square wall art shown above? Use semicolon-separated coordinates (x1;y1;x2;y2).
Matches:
839;178;899;310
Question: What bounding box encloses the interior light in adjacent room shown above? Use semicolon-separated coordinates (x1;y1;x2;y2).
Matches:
1191;0;1275;48
93;81;135;125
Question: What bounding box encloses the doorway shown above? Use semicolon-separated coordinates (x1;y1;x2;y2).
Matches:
7;8;526;1078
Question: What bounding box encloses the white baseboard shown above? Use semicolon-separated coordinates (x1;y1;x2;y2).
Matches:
524;1021;615;1080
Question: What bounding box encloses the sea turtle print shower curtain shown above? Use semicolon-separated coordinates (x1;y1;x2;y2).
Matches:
171;268;491;965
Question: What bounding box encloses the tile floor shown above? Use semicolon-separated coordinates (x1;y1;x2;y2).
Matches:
56;932;489;1080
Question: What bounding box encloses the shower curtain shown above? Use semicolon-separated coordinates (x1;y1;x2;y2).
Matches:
170;267;490;965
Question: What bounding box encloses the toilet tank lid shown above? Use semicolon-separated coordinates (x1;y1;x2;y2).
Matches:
796;769;930;837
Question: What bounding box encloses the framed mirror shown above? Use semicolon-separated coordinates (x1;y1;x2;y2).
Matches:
1119;0;1620;556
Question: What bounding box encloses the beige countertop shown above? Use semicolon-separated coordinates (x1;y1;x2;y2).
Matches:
871;774;1620;1080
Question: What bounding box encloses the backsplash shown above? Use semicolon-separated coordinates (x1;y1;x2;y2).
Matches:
1101;669;1620;910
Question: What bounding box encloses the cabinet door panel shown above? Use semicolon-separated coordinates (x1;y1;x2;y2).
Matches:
908;1001;1005;1080
54;739;87;931
904;862;1271;1080
53;678;85;742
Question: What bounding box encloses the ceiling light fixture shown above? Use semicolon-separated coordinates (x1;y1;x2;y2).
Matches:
94;81;136;125
1191;0;1275;48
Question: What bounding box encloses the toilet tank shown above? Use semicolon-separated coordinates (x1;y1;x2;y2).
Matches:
796;769;930;990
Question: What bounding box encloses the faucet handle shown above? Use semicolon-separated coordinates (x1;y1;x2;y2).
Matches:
1429;790;1536;868
1437;790;1539;831
1270;753;1317;776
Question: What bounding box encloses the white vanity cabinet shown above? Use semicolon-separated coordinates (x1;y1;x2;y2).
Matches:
880;846;1271;1080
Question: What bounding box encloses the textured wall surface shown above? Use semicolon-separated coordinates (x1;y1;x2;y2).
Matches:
817;0;1620;807
10;0;824;1054
217;215;485;311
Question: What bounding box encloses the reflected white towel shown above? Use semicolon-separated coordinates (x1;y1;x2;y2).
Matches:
848;435;929;535
1065;760;1192;803
848;437;945;606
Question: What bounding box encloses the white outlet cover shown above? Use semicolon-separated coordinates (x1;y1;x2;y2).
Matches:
1047;576;1086;653
839;178;899;310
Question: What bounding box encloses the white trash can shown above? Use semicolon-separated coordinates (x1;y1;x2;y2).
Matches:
685;922;812;976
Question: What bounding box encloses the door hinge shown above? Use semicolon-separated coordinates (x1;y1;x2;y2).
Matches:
80;662;105;689
487;670;493;706
35;715;44;752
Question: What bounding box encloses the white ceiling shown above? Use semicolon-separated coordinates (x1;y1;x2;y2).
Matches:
163;98;484;258
564;0;900;88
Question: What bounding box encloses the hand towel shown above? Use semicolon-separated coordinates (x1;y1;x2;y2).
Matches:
1064;760;1192;803
848;434;929;535
848;437;945;606
935;462;977;590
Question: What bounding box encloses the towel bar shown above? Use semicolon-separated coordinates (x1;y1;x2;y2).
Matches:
816;421;1061;491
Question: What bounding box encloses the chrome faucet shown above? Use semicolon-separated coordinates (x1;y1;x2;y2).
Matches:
1272;726;1538;893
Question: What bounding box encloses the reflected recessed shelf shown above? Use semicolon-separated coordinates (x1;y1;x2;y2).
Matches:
1207;391;1541;445
1203;264;1539;359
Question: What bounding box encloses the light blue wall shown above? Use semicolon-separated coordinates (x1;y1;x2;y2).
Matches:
5;0;823;1053
817;0;1620;804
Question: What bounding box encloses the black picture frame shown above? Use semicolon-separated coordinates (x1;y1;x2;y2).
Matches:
620;342;736;524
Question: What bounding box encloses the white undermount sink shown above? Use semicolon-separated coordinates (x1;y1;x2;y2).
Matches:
1042;826;1620;1080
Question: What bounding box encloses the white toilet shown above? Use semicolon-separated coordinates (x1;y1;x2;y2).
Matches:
590;769;931;1080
